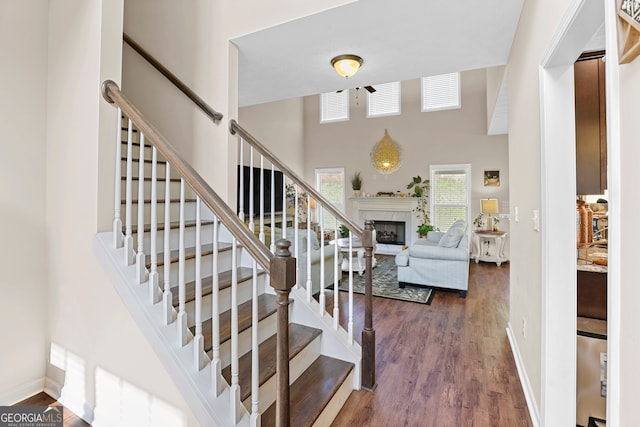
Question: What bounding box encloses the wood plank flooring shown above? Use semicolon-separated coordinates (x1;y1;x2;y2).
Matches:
13;392;90;427
329;260;533;427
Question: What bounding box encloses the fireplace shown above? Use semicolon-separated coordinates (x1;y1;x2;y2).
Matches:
374;220;406;245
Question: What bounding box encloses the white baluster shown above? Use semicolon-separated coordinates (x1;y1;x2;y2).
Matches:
258;156;265;244
113;108;123;248
270;166;275;253
177;178;188;346
282;175;287;241
348;232;354;343
306;194;312;302
250;259;260;427
194;197;205;370
319;206;325;314
248;147;254;233
149;146;160;303
123;119;134;265
163;162;174;325
211;216;223;396
230;238;242;423
333;218;339;329
238;140;244;222
135;133;147;283
294;185;299;289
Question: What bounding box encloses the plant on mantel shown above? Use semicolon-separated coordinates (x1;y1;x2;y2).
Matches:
407;175;433;237
351;171;362;197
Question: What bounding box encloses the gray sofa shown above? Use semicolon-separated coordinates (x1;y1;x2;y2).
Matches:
394;220;470;297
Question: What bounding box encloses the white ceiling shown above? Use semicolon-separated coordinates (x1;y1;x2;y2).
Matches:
233;0;525;107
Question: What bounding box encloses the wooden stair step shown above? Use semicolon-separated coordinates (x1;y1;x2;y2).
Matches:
197;293;279;352
145;242;232;268
131;219;215;234
261;356;354;427
170;266;263;307
221;323;322;402
122;156;168;165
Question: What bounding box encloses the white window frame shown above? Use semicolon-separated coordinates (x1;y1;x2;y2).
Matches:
429;164;471;231
367;81;401;118
314;167;346;227
422;72;461;112
320;91;349;123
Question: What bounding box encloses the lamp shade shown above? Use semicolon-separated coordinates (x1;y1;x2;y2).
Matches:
331;54;363;78
481;199;499;215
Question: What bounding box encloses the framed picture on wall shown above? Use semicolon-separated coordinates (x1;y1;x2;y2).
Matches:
484;170;500;186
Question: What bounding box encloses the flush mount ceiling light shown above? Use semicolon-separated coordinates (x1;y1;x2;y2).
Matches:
331;54;363;78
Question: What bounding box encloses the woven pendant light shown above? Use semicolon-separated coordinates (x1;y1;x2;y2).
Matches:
371;129;401;174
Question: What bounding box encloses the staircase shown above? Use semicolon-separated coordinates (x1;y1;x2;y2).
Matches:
95;81;372;427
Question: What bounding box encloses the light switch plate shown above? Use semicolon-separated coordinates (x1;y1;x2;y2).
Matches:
533;209;540;231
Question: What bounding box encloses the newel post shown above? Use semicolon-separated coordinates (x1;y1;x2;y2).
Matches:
362;220;377;391
270;239;296;427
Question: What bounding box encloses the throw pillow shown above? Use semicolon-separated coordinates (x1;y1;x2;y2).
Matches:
438;225;465;248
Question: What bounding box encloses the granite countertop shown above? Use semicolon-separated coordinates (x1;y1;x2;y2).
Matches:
577;245;608;273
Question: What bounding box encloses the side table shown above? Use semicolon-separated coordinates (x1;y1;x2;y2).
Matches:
472;230;508;266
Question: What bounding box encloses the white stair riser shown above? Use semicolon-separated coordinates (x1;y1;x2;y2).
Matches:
184;275;265;327
140;223;216;253
244;334;322;413
123;201;197;227
216;313;278;369
312;369;355;427
157;251;235;285
120;179;184;201
121;159;181;180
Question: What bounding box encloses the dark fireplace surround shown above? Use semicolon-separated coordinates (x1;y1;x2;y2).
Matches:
374;220;406;245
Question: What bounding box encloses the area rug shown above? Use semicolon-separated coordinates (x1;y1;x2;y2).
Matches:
337;255;433;304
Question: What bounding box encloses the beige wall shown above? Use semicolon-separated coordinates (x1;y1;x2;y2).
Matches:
0;1;49;403
618;56;640;426
303;70;509;235
239;97;306;177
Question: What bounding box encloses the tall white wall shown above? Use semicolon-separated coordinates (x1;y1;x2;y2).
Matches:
618;55;640;426
303;70;509;236
0;1;49;404
506;0;576;414
41;1;201;425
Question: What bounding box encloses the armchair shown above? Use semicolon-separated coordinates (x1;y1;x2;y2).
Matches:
394;220;470;297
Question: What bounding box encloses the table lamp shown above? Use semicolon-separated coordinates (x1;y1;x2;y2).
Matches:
481;198;499;231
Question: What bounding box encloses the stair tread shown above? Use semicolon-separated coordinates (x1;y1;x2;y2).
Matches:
122;157;168;165
261;355;354;427
131;219;215;234
220;323;322;402
145;242;232;268
170;266;263;307
196;293;279;351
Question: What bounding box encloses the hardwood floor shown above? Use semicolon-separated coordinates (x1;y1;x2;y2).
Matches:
329;260;533;427
14;392;90;427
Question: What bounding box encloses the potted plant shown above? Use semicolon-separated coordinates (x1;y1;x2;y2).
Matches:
351;171;362;197
407;176;432;237
473;213;484;230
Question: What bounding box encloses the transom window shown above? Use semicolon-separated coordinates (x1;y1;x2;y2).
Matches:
320;91;349;123
367;81;401;118
422;72;461;112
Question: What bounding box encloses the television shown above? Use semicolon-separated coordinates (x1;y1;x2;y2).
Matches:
237;165;285;216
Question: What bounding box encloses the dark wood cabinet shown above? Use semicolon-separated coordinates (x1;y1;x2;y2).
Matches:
574;52;607;195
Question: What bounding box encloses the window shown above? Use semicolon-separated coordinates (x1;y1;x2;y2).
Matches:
430;164;471;231
422;72;461;112
320;91;349;123
367;81;401;118
315;168;345;230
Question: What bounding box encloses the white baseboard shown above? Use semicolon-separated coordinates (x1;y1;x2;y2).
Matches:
506;323;540;427
43;377;62;401
0;378;45;406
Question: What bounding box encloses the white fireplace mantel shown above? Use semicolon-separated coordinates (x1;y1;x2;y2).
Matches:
350;197;420;247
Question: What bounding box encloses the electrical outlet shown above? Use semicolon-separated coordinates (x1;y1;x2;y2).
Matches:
522;318;526;338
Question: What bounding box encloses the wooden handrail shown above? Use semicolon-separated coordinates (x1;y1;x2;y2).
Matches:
102;80;271;271
123;33;224;122
229;119;364;238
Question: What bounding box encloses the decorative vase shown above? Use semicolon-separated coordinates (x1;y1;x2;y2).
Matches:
353;190;361;198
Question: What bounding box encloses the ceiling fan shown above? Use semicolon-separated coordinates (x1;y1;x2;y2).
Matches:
337;86;376;94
